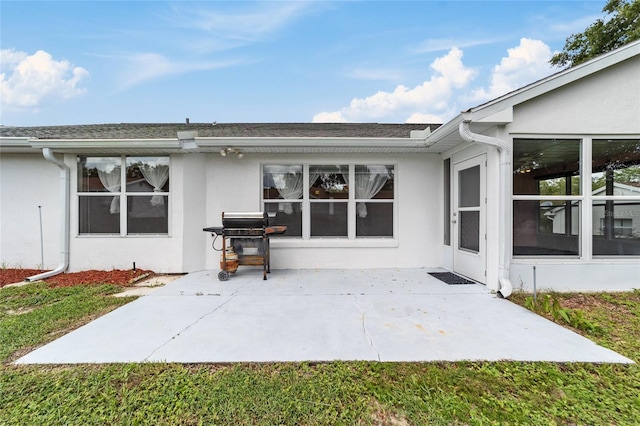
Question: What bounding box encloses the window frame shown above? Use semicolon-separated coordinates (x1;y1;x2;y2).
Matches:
262;163;397;243
77;155;171;237
512;138;583;258
512;136;640;260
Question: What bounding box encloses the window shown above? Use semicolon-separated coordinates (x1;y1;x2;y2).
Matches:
263;165;303;237
78;156;169;235
513;138;640;257
592;139;640;255
263;164;395;239
513;139;581;256
599;218;633;237
309;165;349;237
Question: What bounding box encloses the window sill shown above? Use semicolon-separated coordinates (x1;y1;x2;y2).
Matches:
77;234;171;238
270;238;398;249
511;257;639;264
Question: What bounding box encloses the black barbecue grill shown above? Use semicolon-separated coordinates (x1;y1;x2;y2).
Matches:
203;212;286;281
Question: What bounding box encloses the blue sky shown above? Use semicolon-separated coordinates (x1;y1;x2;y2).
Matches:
1;1;605;126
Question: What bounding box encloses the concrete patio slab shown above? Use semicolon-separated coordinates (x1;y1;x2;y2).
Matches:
15;268;634;364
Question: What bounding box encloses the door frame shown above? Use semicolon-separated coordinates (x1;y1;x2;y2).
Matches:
452;154;487;283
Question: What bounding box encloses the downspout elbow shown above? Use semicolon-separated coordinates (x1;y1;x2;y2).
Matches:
459;121;509;152
498;276;513;299
26;148;70;282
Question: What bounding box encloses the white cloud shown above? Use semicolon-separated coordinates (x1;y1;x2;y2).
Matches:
412;37;498;54
312;111;347;123
0;49;88;109
192;2;310;38
114;2;317;88
168;1;318;52
549;14;601;37
313;47;476;123
405;112;448;124
465;38;554;103
116;52;245;90
347;68;404;82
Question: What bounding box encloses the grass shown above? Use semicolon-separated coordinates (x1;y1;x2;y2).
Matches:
0;283;135;362
1;283;639;425
510;290;640;360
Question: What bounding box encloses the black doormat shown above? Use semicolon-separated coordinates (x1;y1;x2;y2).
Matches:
428;272;476;285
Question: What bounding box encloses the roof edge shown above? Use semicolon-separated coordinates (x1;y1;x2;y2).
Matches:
466;39;640;121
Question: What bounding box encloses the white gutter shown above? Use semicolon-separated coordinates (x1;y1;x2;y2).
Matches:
195;136;434;150
459;120;513;298
26;148;70;282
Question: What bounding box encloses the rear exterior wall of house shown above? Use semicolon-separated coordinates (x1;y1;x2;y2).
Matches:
2;151;445;274
0;153;62;270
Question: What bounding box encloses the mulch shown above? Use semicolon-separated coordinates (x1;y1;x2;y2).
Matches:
0;269;154;288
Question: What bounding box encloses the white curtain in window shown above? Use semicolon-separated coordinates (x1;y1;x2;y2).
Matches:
353;166;389;218
274;172;303;214
308;172;321;190
139;164;169;206
97;166;121;214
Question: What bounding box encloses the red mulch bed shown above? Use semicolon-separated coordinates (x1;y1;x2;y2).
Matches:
0;269;154;288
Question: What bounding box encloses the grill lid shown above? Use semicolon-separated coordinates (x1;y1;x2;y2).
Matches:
222;211;268;229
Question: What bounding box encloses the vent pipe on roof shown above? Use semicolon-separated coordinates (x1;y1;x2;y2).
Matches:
26;148;70;282
459;120;513;298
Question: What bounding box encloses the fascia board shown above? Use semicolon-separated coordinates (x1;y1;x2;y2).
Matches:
23;137;433;154
28;139;183;151
429;42;640;142
468;40;640;118
0;137;31;147
425;115;464;143
471;107;513;124
194;137;433;149
0;137;40;153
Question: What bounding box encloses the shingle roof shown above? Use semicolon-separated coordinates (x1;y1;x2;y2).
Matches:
0;122;439;139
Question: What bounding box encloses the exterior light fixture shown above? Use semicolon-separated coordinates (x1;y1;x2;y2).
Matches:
220;147;244;159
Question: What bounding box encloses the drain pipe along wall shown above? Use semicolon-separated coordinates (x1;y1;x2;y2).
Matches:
26;148;70;282
458;120;513;298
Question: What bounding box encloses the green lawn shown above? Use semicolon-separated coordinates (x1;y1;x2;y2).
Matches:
1;283;639;425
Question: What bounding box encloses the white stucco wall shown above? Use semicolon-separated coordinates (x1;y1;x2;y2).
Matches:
68;154;184;273
508;55;640;134
12;150;446;274
504;54;640;292
510;262;640;292
202;152;443;270
179;154;208;272
0;153;61;269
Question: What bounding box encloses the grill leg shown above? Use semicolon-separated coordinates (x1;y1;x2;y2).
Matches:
266;238;271;273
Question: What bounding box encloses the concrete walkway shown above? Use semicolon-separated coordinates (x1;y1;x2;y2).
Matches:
15;268;634;364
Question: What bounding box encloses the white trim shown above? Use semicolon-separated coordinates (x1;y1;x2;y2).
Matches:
452;154;487;283
513;195;584;201
261;162;398;241
582;136;593;262
511;136;640;262
465;40;640;122
76;155;172;237
270;238;398;249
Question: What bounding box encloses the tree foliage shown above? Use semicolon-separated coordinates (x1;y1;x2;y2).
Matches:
550;0;640;68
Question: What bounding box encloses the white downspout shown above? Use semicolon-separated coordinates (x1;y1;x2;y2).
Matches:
26;148;70;282
459;120;513;298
